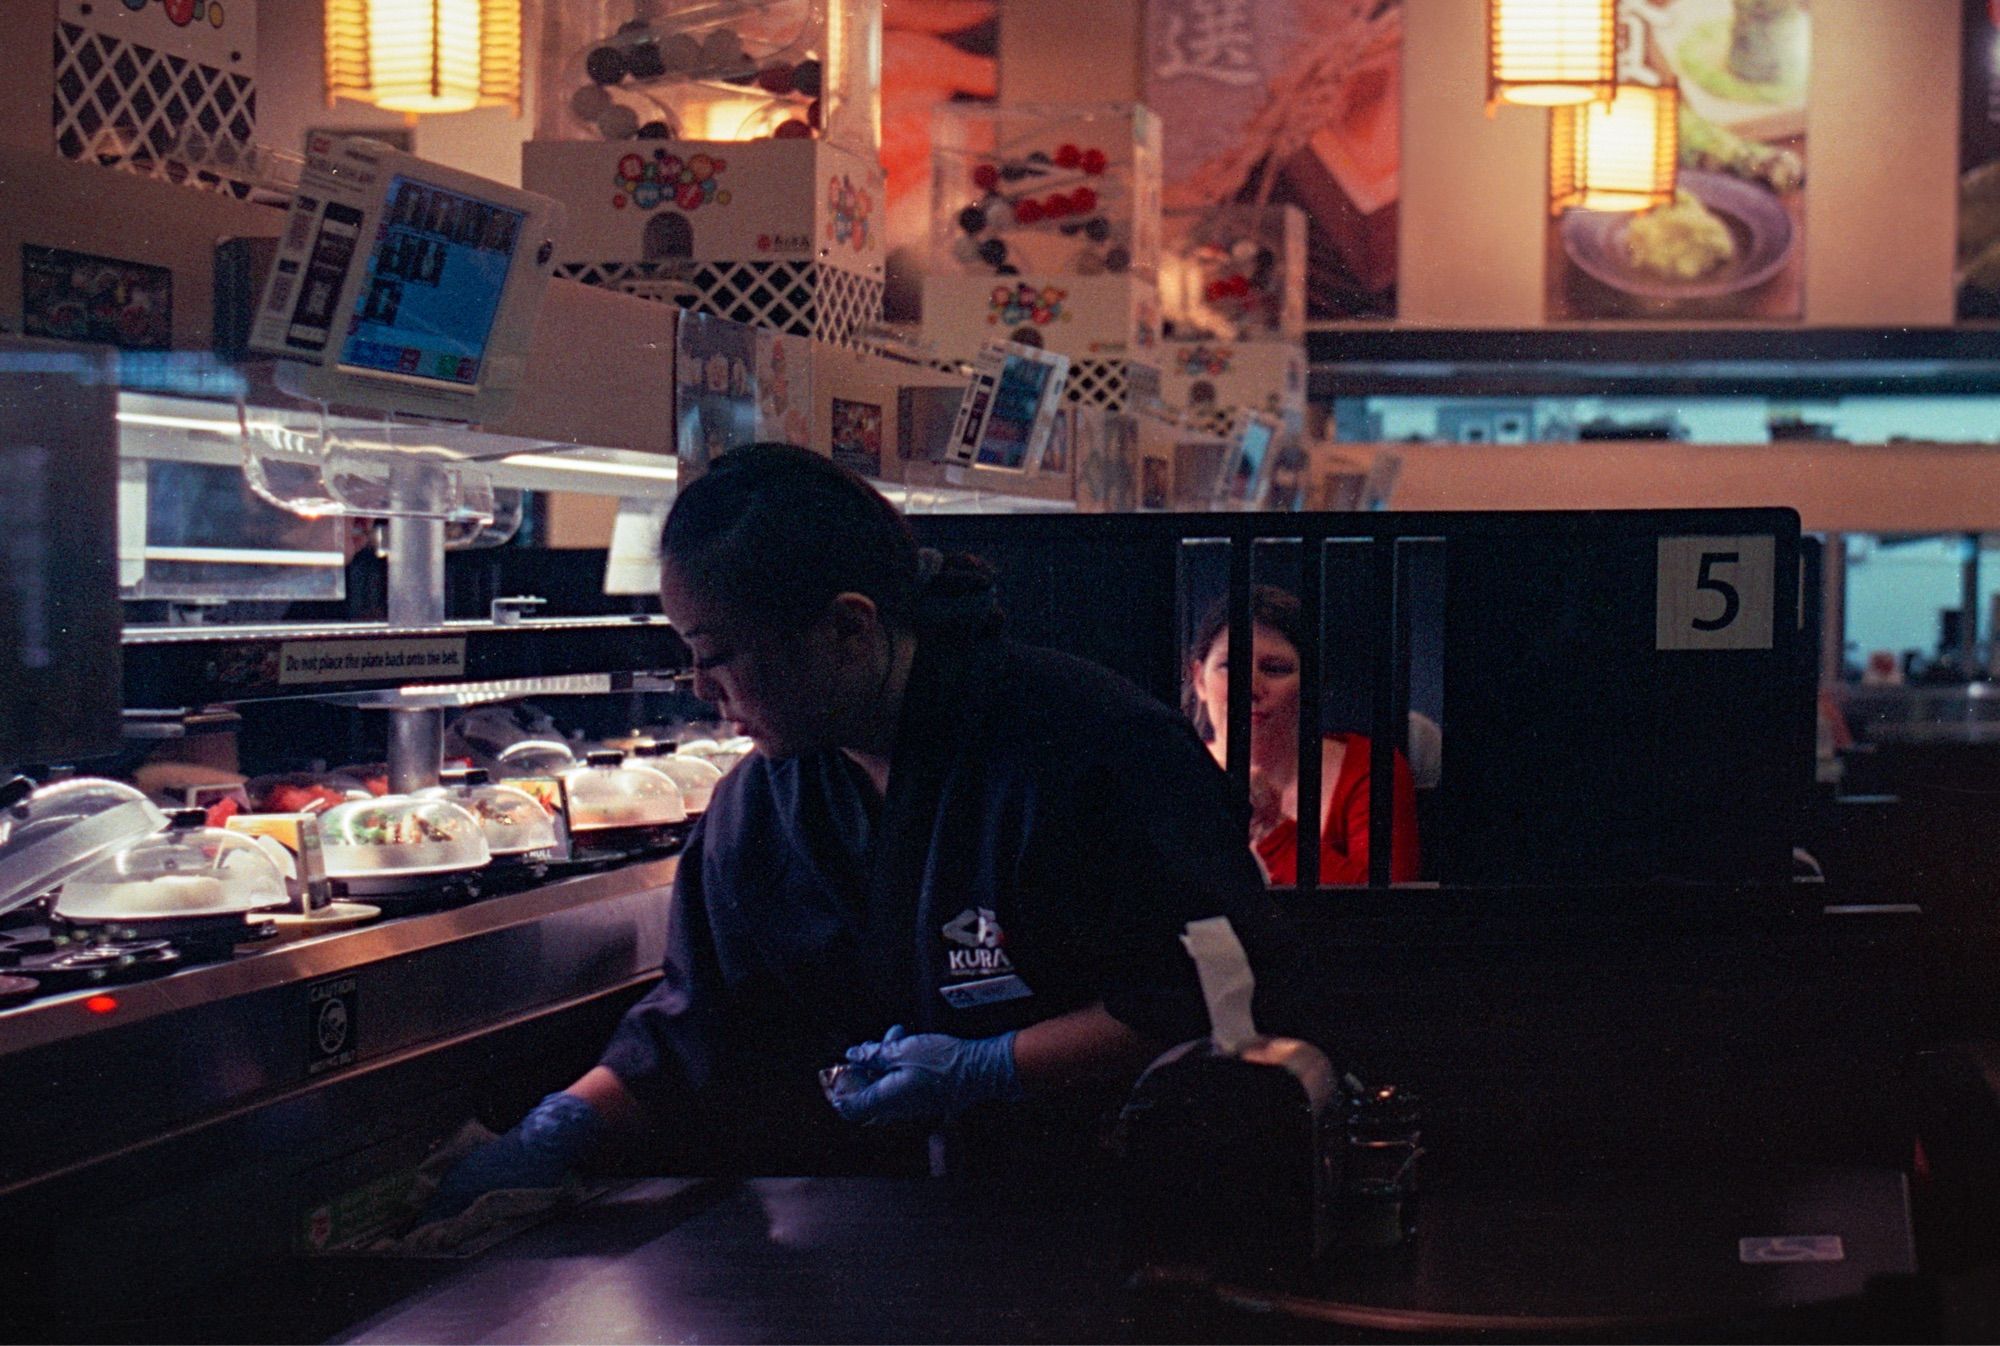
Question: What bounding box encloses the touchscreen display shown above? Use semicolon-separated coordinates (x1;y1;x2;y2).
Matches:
338;175;525;388
973;356;1054;469
1229;420;1274;501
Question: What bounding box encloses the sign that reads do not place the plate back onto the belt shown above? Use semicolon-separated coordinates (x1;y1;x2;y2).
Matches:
277;637;468;686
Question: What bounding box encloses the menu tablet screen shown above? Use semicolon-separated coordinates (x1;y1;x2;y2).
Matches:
972;355;1056;470
337;175;526;389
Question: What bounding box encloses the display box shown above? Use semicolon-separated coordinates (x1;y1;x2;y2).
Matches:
49;0;259;194
929;103;1161;282
807;346;1080;505
523;137;884;343
1158;339;1307;435
674;309;760;485
757;327;816;446
1161;205;1307;342
922;271;1159;360
487;279;679;457
1300;442;1373;513
544;0;880;157
1133;414;1233;512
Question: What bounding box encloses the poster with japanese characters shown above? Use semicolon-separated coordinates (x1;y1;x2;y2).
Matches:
1547;0;1809;322
1959;0;2000;318
1146;0;1401;321
883;1;1001;320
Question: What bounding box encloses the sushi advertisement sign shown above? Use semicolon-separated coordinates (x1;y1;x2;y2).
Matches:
1145;0;1402;321
1959;0;2000;319
1547;0;1809;323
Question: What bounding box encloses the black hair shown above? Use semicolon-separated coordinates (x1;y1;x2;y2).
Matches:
661;443;922;632
1184;584;1308;740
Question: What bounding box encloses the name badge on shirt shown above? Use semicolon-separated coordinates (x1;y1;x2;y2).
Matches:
940;974;1034;1009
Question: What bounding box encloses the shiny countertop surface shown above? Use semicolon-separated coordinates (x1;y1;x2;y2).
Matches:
322;1165;1915;1344
332;1176;1134;1345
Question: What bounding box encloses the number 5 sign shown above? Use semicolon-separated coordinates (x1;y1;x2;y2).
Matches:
1656;535;1776;650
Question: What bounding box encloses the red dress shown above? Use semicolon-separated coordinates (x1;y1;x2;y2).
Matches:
1252;733;1421;886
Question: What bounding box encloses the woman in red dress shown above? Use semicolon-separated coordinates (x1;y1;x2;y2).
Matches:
1187;586;1420;886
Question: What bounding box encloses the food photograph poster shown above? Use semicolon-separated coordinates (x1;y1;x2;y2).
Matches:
881;1;1001;319
1959;0;2000;319
1145;0;1402;321
1547;0;1809;323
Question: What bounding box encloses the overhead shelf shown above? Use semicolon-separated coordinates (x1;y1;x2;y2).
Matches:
122;616;689;710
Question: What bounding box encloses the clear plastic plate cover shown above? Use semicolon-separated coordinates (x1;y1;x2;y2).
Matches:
57;821;290;921
496;739;580;775
318;795;492;875
633;750;723;813
0;779;167;918
561;754;687;831
418;779;559;855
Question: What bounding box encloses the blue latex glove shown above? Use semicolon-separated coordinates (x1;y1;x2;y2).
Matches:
422;1091;603;1224
829;1024;1023;1126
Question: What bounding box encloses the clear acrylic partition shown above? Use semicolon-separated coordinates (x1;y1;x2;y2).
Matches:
122;458;349;604
1178;534;1439;889
929;103;1162;280
543;0;881;154
1160;204;1307;342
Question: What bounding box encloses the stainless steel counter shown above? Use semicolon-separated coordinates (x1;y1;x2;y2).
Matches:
0;857;675;1059
0;857;677;1319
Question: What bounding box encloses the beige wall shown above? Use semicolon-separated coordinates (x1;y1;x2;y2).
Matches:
1386;439;2000;533
1395;0;1964;327
1003;0;1966;329
0;2;535;182
5;0;1964;327
0;145;278;349
253;0;536;186
999;0;1143;102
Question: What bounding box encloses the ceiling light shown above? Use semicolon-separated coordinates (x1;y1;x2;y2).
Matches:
325;0;522;116
1487;0;1618;111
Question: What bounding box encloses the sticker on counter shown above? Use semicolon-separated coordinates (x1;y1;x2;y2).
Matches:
300;1168;415;1254
1739;1235;1845;1264
939;974;1034;1009
1655;535;1775;652
277;637;467;685
307;976;359;1076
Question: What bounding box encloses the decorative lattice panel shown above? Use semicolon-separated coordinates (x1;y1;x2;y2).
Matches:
53;20;256;197
812;266;885;350
1184;402;1234;435
1066;358;1135;410
558;259;883;347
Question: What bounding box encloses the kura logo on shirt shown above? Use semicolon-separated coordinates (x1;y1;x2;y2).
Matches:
941;907;1014;976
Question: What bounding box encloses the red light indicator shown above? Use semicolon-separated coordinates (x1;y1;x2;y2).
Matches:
83;994;119;1015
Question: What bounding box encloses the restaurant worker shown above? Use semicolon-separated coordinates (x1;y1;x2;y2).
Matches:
429;444;1296;1215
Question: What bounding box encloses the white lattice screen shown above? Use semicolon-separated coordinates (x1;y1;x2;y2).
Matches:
1067;358;1169;412
53;19;256;197
557;259;883;348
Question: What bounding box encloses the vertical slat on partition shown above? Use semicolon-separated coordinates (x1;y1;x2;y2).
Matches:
1225;537;1254;799
1295;533;1324;893
1369;535;1398;888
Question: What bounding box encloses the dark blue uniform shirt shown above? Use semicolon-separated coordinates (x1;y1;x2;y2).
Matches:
600;624;1290;1173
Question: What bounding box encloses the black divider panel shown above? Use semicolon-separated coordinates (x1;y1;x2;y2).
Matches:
1435;522;1800;886
913;516;1186;706
911;510;1806;890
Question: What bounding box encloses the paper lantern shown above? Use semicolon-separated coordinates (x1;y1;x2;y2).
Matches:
326;0;522;116
1549;81;1679;214
1487;0;1617;111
